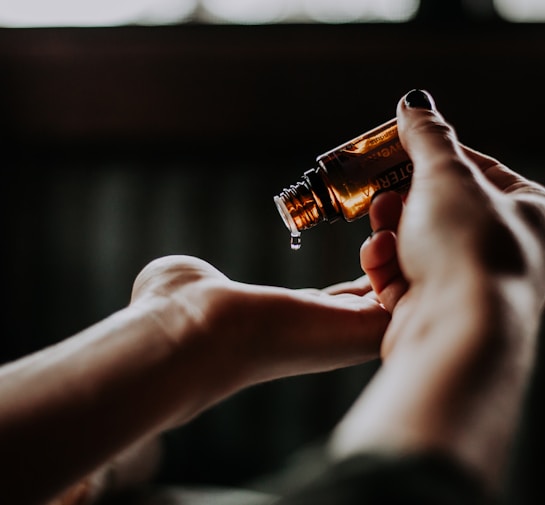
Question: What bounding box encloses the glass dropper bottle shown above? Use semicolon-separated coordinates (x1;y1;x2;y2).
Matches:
273;118;412;250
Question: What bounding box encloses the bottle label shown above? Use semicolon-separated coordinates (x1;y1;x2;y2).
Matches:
373;160;413;191
318;137;412;221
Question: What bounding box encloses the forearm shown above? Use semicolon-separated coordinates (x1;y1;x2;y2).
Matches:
0;300;231;504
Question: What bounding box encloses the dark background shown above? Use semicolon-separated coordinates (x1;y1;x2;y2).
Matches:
2;0;545;501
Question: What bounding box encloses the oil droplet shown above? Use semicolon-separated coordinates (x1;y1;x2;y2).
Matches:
290;232;301;251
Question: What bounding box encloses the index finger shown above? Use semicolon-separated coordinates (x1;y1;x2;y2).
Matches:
462;144;545;197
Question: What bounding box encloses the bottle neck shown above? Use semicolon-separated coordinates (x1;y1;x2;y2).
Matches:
274;168;339;232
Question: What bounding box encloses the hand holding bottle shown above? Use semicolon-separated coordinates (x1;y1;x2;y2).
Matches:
361;89;545;357
330;89;545;491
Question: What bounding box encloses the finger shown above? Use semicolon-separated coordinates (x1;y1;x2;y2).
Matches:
369;191;403;233
396;89;500;238
323;275;373;296
360;230;408;313
320;192;402;298
397;89;476;184
462;144;545;196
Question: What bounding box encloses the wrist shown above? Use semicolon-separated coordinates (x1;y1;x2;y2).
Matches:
129;288;249;426
331;273;538;491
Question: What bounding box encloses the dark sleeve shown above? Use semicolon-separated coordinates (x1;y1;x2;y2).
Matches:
273;451;494;505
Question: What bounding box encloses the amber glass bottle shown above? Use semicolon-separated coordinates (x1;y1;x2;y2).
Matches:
274;118;412;245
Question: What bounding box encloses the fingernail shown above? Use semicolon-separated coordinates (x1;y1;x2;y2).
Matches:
404;89;434;110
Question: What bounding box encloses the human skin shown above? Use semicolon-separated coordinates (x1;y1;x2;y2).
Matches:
329;90;545;493
0;256;389;504
3;89;544;504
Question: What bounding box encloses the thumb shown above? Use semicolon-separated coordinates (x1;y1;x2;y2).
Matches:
396;89;495;232
396;89;472;182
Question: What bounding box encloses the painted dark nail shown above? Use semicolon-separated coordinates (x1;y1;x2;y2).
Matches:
405;89;434;110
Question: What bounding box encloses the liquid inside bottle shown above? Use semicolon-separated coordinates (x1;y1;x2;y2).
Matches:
274;118;412;249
